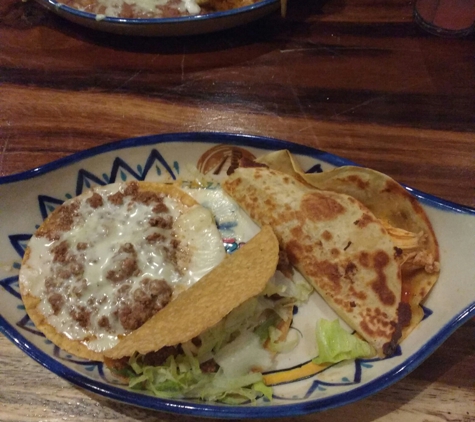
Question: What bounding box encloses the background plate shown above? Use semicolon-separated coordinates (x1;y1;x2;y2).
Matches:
34;0;280;36
1;132;474;419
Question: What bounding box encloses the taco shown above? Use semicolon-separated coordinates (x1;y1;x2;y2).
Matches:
19;181;226;361
103;226;303;403
223;164;427;357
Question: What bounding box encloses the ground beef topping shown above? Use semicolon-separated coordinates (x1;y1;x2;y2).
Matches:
86;192;104;208
21;181;226;354
117;278;172;331
22;183;188;351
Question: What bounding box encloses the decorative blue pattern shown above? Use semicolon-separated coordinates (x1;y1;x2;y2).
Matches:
9;234;32;258
422;305;434;320
38;196;64;220
0;133;474;419
306;163;323;174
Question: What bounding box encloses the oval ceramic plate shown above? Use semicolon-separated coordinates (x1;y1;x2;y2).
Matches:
1;132;474;418
35;0;280;36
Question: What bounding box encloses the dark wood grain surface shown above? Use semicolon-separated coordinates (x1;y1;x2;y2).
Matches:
1;0;474;420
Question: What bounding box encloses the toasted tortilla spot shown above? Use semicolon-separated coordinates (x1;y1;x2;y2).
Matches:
371;251;396;306
322;230;333;241
301;192;346;221
290;226;305;239
359;321;378;337
330;248;340;257
333;296;349;311
359;252;370;268
382;179;401;195
307;259;342;292
345;262;357;277
349;285;367;301
105;226;279;359
359;308;392;338
355;213;375;229
346;175;370;190
285;240;303;266
226;177;242;190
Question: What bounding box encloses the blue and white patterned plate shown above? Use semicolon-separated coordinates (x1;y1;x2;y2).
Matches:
1;132;474;418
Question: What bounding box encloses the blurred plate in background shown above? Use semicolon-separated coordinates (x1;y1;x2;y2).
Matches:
34;0;280;36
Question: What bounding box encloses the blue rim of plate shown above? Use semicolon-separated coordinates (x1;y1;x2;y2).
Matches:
39;0;279;25
1;132;475;418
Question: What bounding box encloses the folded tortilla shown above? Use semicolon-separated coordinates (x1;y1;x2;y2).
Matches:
105;225;279;359
256;150;440;337
223;166;410;357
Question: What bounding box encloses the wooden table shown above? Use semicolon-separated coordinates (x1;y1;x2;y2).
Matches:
1;0;474;420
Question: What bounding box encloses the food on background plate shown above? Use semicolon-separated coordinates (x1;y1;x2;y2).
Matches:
19;181;226;361
60;0;260;19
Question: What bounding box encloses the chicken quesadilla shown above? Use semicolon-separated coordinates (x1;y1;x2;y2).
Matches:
223;166;411;356
256;150;440;337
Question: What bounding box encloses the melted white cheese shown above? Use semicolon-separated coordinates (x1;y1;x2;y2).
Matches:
20;183;225;352
184;186;260;244
174;206;227;288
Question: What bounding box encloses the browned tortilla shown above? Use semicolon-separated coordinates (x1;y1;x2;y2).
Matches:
224;166;409;357
256;150;440;338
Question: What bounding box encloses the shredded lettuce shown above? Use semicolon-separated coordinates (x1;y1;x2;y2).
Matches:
264;271;313;304
127;353;265;403
254;312;280;342
120;273;308;403
223;298;260;337
312;319;375;364
252;381;273;401
267;326;299;353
